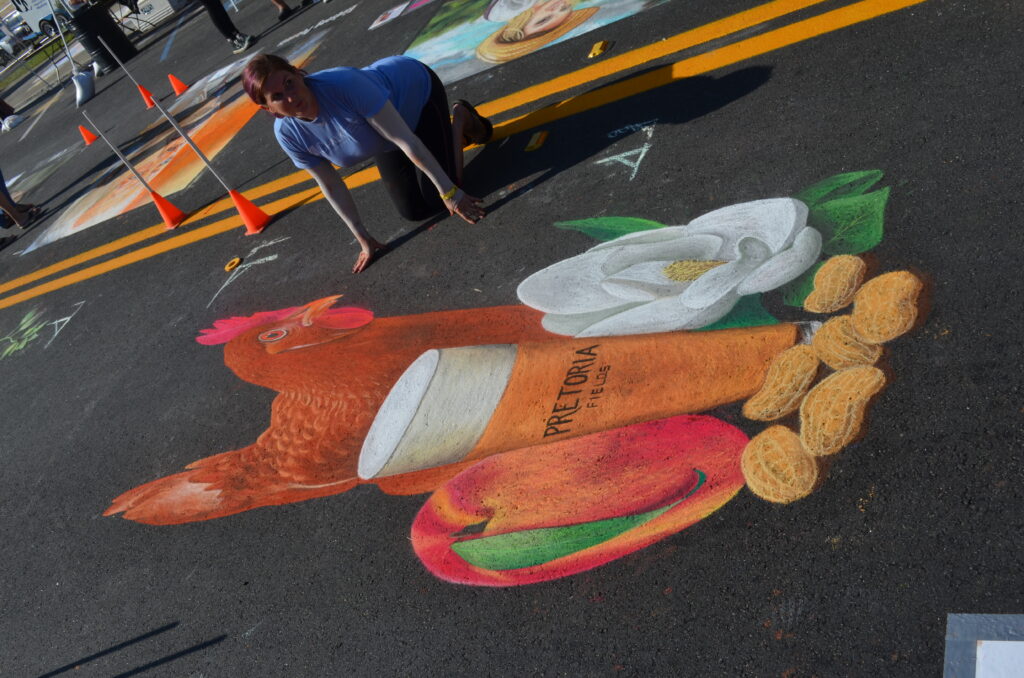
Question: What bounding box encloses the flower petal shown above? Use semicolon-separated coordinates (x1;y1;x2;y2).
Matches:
678;238;772;309
600;233;722;276
517;248;629;314
687;198;808;257
735;227;823;295
600;261;692;301
589;224;690;251
539;303;644;336
575;291;741;337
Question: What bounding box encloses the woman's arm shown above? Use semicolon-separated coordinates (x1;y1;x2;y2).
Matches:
306;161;384;273
367;101;485;224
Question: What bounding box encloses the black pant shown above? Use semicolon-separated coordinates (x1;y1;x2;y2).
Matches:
195;0;239;41
374;68;457;221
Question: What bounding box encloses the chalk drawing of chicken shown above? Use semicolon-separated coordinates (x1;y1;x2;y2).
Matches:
105;297;556;524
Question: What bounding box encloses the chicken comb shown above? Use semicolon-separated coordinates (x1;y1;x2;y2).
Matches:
195;304;373;345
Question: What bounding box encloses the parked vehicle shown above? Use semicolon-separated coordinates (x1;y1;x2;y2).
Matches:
10;0;72;38
0;14;34;65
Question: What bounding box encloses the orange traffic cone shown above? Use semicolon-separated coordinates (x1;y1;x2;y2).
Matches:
150;190;188;229
137;84;155;109
168;74;189;96
78;124;98;145
230;190;271;235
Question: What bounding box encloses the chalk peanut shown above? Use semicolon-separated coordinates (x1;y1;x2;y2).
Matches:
850;271;923;344
812;316;883;370
742;345;820;421
799;366;886;456
804;255;867;313
741;426;819;504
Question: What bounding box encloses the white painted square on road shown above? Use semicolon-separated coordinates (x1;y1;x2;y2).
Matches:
977;640;1024;678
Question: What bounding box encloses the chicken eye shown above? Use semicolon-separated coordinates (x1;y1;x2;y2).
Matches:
258;328;289;343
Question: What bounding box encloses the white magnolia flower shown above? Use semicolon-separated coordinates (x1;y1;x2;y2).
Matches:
517;198;822;337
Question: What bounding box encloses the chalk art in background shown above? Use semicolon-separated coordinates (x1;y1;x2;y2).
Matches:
106;171;925;588
0;301;85;360
404;0;668;83
370;1;411;29
277;5;358;46
403;0;442;15
22;34;327;254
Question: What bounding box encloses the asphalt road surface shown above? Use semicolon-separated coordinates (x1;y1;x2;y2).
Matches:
0;0;1021;675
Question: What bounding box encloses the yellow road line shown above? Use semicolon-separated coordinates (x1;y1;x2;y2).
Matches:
0;0;830;298
478;0;831;118
0;167;378;297
490;0;927;139
0;0;927;311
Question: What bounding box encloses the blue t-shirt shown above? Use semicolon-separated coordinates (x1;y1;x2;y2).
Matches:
274;56;432;170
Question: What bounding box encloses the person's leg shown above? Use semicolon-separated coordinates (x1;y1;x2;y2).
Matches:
194;0;247;42
0;188;29;228
374;69;460;221
0;167;38;227
0;166;12;204
450;100;492;184
375;149;441;221
273;0;293;18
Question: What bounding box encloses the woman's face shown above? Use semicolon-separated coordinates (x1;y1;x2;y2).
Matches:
523;0;572;37
260;69;318;120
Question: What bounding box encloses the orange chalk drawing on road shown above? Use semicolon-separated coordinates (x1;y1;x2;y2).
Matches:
66;95;261;231
105;303;557;524
30;37;325;251
104;171;926;588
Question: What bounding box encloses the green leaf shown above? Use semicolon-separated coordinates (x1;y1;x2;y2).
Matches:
795;170;884;207
697;295;779;331
781;261;824;307
451;471;705;571
554;217;666;242
810;187;889;255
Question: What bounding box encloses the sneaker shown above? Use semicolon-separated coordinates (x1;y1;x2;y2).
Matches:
231;34;255;54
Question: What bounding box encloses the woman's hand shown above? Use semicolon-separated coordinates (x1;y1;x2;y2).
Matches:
353;237;385;273
445;189;486;224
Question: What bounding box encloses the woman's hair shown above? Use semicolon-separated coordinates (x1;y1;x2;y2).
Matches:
242;54;303;105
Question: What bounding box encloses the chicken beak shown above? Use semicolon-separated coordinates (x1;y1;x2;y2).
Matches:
298;295;343;327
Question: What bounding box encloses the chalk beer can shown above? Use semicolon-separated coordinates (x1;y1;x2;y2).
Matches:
358;324;800;479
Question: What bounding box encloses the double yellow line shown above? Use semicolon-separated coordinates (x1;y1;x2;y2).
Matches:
0;0;925;311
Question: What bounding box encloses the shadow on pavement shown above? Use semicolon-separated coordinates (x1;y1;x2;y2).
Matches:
375;66;772;259
36;621;179;677
468;65;773;211
109;634;227;678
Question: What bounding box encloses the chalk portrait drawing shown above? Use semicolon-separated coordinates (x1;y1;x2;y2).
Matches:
405;0;668;82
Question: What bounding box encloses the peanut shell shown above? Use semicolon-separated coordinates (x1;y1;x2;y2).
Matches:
812;316;883;370
804;255;867;313
742;345;820;421
850;271;923;344
741;426;819;504
800;366;885;456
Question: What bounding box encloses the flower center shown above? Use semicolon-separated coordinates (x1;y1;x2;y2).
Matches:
662;260;727;282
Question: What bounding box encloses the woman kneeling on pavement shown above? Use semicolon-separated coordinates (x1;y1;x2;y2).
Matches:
242;54;493;273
